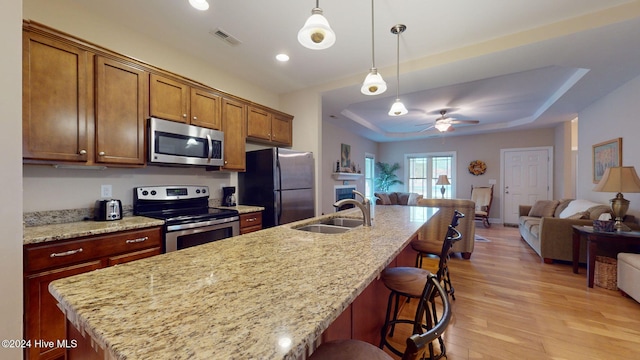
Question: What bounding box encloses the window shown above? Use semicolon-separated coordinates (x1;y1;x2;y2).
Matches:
405;152;456;198
364;153;375;202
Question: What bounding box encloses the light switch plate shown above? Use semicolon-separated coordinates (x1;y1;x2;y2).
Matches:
101;184;112;198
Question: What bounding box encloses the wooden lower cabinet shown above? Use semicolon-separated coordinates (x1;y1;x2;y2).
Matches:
321;239;417;346
23;226;162;360
239;211;263;234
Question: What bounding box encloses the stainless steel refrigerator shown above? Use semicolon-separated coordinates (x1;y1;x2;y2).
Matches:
239;148;315;228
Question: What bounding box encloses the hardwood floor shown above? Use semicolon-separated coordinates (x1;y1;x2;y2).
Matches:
383;225;640;359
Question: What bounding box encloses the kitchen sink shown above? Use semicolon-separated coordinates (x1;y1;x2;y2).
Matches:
319;218;363;228
294;224;352;234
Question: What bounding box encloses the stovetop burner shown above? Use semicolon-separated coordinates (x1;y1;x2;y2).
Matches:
141;207;239;225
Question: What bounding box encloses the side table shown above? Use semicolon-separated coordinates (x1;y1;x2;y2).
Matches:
572;225;640;288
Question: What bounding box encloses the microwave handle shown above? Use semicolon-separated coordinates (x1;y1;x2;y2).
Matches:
206;134;213;162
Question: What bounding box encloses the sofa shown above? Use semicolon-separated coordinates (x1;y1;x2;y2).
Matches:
416;198;476;259
518;199;637;263
374;192;423;206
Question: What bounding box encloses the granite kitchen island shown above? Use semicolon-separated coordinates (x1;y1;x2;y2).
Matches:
49;205;438;359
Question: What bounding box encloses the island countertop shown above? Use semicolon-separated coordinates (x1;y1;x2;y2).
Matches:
49;205;438;359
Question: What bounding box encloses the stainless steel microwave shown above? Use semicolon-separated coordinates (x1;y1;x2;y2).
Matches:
148;117;224;166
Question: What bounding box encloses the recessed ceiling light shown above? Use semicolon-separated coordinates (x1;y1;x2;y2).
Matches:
189;0;209;11
276;54;290;62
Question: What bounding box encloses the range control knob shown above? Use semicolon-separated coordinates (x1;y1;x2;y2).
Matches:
142;190;149;196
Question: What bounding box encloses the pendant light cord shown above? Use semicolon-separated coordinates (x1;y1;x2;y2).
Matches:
395;26;400;99
370;0;376;68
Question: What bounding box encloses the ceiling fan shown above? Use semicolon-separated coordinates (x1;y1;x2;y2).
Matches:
418;110;480;133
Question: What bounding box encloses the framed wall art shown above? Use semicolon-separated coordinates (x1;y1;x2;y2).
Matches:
592;137;622;183
340;143;351;169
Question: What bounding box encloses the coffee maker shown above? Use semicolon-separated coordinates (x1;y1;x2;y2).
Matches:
222;186;237;207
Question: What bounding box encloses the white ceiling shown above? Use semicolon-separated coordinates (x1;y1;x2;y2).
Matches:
69;0;640;141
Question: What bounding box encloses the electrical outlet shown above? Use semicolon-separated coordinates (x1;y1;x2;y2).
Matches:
101;185;112;198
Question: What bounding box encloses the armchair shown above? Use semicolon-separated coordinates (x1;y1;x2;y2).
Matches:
471;185;493;228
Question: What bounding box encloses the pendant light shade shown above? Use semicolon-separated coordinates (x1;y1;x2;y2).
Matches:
361;0;386;95
389;24;407;117
298;1;336;50
435;122;451;132
189;0;209;11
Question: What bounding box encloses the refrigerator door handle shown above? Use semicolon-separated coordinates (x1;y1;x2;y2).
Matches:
276;157;283;224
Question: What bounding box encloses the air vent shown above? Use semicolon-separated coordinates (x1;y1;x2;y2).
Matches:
209;28;241;46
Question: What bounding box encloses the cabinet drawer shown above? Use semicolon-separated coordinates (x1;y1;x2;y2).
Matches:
240;212;262;229
25;227;162;273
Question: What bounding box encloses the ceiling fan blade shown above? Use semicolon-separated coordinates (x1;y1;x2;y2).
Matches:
449;120;480;125
419;124;435;132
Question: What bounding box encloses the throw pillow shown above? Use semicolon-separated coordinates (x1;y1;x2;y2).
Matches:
388;192;399;205
407;192;419;205
587;205;613;220
397;192;410;205
528;200;560;218
554;198;574;218
375;193;391;205
565;211;590;219
558;199;602;218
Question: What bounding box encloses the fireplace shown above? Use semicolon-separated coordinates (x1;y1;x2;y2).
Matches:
335;185;356;211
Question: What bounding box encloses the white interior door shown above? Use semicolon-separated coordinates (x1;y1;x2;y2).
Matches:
501;147;552;225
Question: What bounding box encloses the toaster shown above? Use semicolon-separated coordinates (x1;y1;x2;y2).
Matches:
95;199;123;221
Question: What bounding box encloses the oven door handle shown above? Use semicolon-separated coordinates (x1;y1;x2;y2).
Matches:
166;216;239;232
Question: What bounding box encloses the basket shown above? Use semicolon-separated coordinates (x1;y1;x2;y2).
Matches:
594;256;617;290
593;220;615;232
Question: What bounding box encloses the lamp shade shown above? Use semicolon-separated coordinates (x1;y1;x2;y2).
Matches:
436;175;450;185
593;166;640;193
388;99;408;116
361;69;387;95
297;8;336;50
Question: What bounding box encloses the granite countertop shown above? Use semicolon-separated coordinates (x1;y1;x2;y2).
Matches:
49;205;438;359
23;217;165;246
215;204;265;214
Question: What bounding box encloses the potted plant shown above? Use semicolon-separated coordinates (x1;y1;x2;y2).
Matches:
375;162;403;192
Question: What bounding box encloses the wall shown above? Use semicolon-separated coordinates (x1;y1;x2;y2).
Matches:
0;0;24;358
21;0;286;212
577;73;640;219
377;128;556;221
321;121;378;214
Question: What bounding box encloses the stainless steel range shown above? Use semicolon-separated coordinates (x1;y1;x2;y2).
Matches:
133;185;239;252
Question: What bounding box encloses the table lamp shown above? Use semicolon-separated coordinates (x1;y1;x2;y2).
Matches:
593;166;640;231
436;175;450;199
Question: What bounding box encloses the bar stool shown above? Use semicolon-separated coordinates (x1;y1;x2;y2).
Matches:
411;211;465;300
379;210;464;358
309;274;452;360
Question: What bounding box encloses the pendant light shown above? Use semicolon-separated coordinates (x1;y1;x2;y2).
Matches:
298;0;336;50
388;24;408;116
361;0;386;95
188;0;209;11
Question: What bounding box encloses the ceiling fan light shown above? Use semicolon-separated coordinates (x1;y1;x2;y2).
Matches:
435;122;451;132
298;8;336;50
388;99;408;116
361;68;387;95
189;0;209;11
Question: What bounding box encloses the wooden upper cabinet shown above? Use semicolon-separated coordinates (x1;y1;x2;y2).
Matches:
190;88;222;130
246;105;293;146
149;74;190;123
95;56;147;165
271;113;293;146
221;97;247;171
22;31;89;162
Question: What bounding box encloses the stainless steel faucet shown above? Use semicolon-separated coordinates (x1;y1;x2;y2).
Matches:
333;190;372;226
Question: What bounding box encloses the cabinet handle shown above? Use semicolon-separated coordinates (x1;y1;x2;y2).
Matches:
246;217;257;222
50;248;83;258
98;151;105;156
193;116;198;120
79;149;87;155
125;236;148;244
183;114;187;118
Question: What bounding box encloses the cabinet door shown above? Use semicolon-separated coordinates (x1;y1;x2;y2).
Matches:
271;114;293;146
95;56;147;165
25;261;102;360
107;247;162;266
149;74;189;123
246;106;271;141
190;88;222;130
23;32;89;162
240;212;262;234
221;98;247;171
